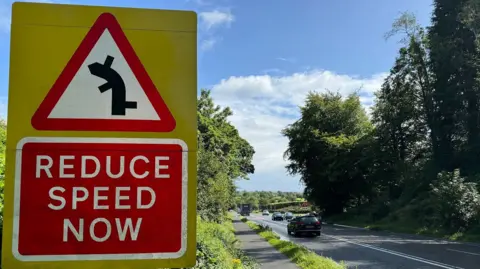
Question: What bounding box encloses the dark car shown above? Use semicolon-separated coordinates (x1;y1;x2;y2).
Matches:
284;212;294;221
287;215;322;236
272;212;284;221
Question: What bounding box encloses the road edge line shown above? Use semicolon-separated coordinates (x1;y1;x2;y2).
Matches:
329;222;480;248
325;234;463;269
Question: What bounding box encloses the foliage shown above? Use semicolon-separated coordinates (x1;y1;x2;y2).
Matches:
197;89;255;222
0;119;5;218
0;119;5;265
283;1;480;238
270;206;311;214
282;91;374;216
235;191;304;210
191;89;258;268
431;169;480;232
174;217;258;269
245;221;346;269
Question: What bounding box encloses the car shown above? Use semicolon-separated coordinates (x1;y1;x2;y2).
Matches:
272;212;284;221
284;212;294;221
262;210;270;216
287;215;322;237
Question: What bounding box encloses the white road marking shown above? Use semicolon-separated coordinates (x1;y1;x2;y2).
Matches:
325;234;463;269
447;248;480;256
333;223;368;230
251;215;465;269
247;217;290;241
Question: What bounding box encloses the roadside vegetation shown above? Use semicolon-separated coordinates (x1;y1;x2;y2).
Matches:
178;89;259;268
235;191;307;211
0;119;6;264
283;0;480;243
271;205;312;214
193;216;258;269
241;218;345;269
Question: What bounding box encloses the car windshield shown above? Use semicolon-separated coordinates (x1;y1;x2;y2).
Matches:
300;216;318;222
273;212;281;215
286;212;293;216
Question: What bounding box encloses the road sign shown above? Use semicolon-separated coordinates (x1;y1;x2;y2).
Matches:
3;2;197;269
14;137;187;258
31;12;176;132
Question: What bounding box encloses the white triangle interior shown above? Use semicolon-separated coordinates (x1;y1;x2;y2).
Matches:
48;29;160;120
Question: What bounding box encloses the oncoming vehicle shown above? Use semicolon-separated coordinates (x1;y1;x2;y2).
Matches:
272;212;284;221
262;210;270;216
240;204;251;216
285;212;294;221
287;215;322;236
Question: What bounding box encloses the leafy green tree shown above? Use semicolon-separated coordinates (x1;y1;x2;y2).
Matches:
234;191;304;208
431;169;480;231
428;0;480;173
282;91;373;216
196;89;255;222
283;3;480;234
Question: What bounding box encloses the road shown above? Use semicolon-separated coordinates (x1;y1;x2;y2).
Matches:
247;213;480;269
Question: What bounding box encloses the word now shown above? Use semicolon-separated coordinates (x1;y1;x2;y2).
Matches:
64;217;142;242
49;186;156;210
35;154;171;179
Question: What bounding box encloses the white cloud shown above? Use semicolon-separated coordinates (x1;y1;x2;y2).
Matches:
0;97;7;120
197;9;234;51
185;0;211;6
276;57;296;63
210;70;387;190
0;8;9;33
200;37;217;51
199;9;234;31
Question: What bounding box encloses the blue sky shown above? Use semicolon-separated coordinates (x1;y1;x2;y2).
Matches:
0;0;433;192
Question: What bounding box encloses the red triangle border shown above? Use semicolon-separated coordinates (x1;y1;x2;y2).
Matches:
31;13;176;133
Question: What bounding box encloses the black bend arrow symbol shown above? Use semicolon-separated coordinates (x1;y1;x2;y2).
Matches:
88;55;137;116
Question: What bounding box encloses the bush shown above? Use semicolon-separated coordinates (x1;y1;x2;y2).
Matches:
183;217;258;269
369;201;391;221
272;206;311;214
430;169;480;232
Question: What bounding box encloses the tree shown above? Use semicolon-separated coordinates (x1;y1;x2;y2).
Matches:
235;191;304;208
282;4;480;234
428;0;480;174
196;89;255;222
282;91;373;216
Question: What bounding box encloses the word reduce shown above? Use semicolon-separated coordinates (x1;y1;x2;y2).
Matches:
35;154;171;243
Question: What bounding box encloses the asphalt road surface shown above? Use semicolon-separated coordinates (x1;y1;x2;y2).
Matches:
248;213;480;269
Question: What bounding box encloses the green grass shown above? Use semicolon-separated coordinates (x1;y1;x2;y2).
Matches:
180;217;259;269
243;220;346;269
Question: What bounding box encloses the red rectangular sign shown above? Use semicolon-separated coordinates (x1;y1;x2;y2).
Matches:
13;137;187;261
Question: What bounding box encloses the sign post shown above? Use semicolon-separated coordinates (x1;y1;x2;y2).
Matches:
2;2;197;269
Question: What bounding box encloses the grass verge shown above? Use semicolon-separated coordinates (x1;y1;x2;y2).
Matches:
172;216;259;269
240;218;346;269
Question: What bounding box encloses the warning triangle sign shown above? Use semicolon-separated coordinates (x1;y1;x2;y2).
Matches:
31;13;176;132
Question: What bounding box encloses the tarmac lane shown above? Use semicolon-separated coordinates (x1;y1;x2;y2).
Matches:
248;214;480;269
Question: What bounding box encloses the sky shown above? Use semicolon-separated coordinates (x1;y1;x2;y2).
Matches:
0;0;434;192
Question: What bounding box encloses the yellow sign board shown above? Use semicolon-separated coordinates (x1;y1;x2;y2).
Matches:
2;2;197;269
